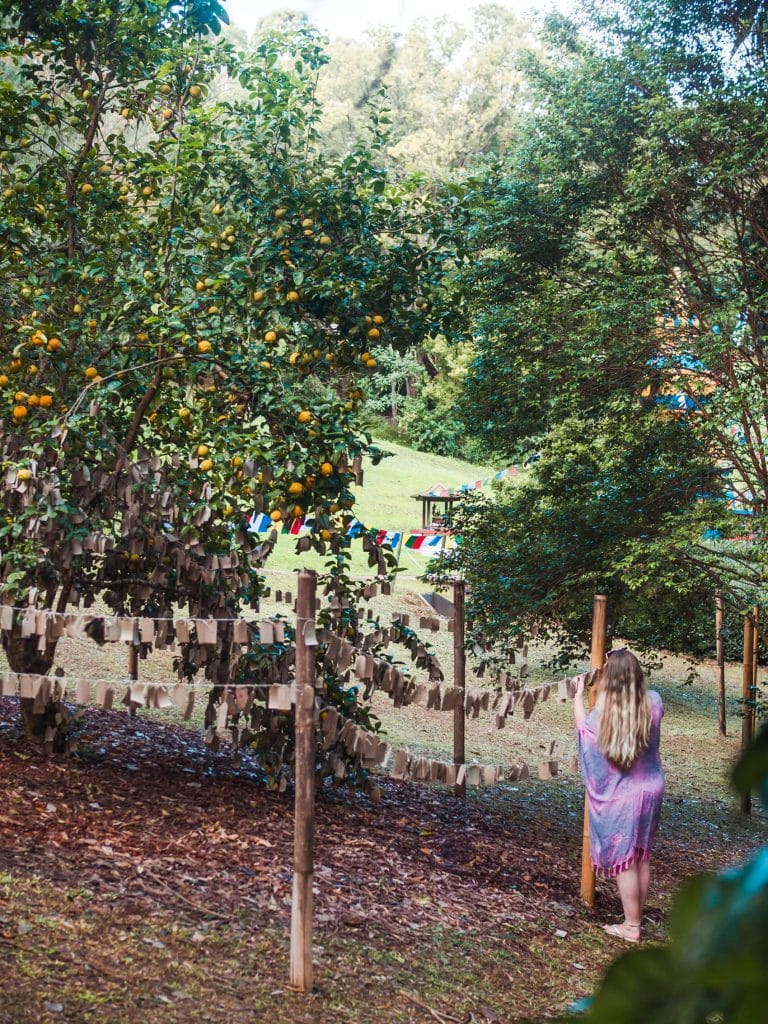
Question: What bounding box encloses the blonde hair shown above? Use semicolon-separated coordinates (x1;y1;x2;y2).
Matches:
596;649;651;770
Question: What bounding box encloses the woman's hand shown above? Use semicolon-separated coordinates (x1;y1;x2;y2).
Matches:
574;673;587;727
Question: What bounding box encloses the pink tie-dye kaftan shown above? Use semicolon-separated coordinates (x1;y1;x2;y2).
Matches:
577;690;665;877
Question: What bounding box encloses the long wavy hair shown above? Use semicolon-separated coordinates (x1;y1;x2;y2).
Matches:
596;649;651;770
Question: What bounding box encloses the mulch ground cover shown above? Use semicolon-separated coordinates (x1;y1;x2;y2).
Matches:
0;699;765;1024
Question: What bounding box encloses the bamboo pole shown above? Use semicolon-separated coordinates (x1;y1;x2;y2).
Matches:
128;643;139;719
741;613;755;816
290;569;316;993
716;592;726;737
751;606;759;747
580;594;607;907
453;579;466;799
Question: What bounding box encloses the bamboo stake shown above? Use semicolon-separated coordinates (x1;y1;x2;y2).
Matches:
128;643;139;719
452;579;466;799
741;612;755;816
290;569;316;993
580;594;607;906
751;606;759;747
716;592;726;737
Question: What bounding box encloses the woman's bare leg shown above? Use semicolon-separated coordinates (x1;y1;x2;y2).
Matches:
607;863;642;939
638;858;651;917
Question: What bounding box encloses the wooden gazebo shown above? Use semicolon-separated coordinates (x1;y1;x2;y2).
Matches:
411;483;465;530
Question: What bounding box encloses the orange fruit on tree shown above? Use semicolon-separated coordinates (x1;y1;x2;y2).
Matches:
84;366;98;379
197;340;211;354
365;358;377;369
0;374;8;386
264;330;277;343
286;290;299;302
12;405;28;420
199;458;213;472
39;395;52;408
367;327;380;339
297;410;311;423
287;481;304;496
189;85;202;98
46;338;61;352
196;444;209;457
27;394;40;407
17;468;32;481
320;461;333;477
372;314;384;324
231;455;244;468
290;504;303;518
270;509;283;522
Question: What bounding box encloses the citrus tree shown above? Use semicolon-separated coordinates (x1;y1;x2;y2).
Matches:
0;1;457;743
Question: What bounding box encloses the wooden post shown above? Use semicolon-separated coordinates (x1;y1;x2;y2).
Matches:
716;592;726;737
751;606;759;746
128;643;139;719
453;578;466;799
741;612;755;815
290;569;316;993
580;594;607;907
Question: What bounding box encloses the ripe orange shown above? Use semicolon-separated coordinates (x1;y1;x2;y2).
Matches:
286;290;299;302
27;394;40;407
14;391;28;402
84;366;98;379
12;405;28;420
199;458;213;472
39;395;52;408
231;455;244;468
367;327;380;339
196;444;209;457
270;509;283;522
264;330;277;343
197;340;211;354
287;481;304;496
46;338;61;352
253;290;265;301
320;461;333;477
17;468;32;481
372;314;384;324
0;374;8;386
297;410;311;423
290;504;303;518
162;108;173;120
189;85;202;98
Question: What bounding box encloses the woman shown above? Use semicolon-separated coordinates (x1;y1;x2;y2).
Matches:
574;647;665;942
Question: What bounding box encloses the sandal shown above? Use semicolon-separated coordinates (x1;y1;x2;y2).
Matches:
602;922;640;943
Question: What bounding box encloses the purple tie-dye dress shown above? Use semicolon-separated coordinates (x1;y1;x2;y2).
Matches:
577;690;665;877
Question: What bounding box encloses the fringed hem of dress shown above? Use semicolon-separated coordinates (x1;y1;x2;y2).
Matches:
594;846;652;878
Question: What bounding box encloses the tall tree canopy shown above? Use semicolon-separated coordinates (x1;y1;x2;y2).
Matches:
447;0;768;656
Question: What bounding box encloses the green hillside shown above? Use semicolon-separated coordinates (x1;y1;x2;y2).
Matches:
260;438;497;582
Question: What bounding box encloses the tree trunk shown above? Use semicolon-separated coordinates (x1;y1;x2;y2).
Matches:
2;630;58;746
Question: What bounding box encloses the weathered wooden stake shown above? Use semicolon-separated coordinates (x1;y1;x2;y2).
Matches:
741;612;755;816
751;606;759;746
290;569;316;993
128;644;139;719
715;592;726;737
580;594;607;907
453;578;466;799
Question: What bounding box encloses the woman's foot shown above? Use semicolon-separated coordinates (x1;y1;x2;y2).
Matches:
602;921;641;943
